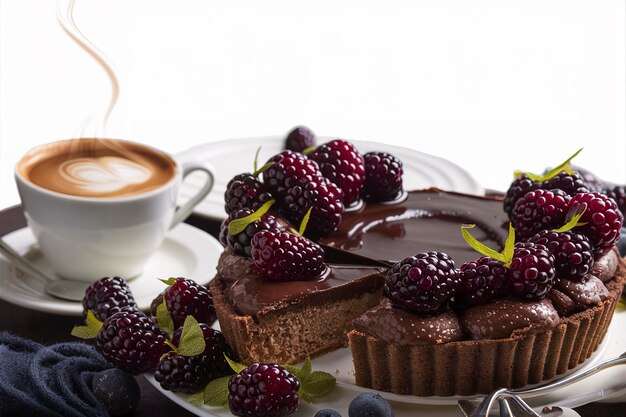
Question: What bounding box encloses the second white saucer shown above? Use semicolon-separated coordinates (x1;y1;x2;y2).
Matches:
0;223;222;316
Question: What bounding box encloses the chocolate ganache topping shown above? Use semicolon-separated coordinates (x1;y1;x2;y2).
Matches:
459;298;560;340
216;248;386;317
320;189;509;265
353;299;463;345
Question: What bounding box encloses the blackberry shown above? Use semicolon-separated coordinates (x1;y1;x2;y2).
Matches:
456;256;509;306
503;174;540;217
540;170;590;196
83;276;138;322
384;251;458;314
362;152;404;201
262;150;322;199
154;324;233;393
228;363;300;417
96;310;170;374
224;173;273;215
526;230;593;281
251;230;326;281
164;278;217;328
507;242;556;300
285;126;316;152
569;192;624;257
309;139;365;205
282;176;344;237
570;165;603;188
510;189;571;239
602;185;626;217
226;208;284;257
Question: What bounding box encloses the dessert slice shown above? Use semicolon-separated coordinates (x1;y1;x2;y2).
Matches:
210;247;387;365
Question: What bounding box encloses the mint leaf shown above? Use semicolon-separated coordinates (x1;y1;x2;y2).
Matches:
159;277;178;286
186;389;205;406
299;370;336;403
298;207;313;236
156;295;175;337
70;310;102;339
203;376;230;407
177;316;205;357
225;355;247;374
461;224;509;265
228;200;275;235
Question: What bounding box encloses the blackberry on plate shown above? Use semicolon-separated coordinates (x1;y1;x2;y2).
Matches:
507;242;556;300
226;208;284;257
569;192;623;257
154;324;233;393
527;230;593;281
83;276;138;322
285;126;316;152
224;173;273;215
308;139;365;206
384;251;458;314
540;170;589;196
228;363;300;417
251;229;326;281
510;189;571;239
282;176;344;237
503;174;540;217
456;256;509;307
362;152;403;202
96;310;170;374
163;278;216;328
262;150;322;199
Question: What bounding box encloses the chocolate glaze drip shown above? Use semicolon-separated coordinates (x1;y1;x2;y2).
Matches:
458;298;559;340
353;300;463;345
320;189;509;265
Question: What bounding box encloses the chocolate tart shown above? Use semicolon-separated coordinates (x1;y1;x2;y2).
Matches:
348;249;625;396
210;247;387;365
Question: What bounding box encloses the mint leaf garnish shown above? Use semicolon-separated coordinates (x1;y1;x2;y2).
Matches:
553;204;588;232
514;148;583;182
70;310;102;339
159;277;178;286
177;316;205;357
224;355;247;374
298;207;314;236
461;224;515;268
228;199;275;235
203;376;230;407
284;357;335;403
156;295;175;337
186;389;205;406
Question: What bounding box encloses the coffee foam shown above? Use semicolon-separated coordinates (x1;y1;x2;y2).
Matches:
18;138;176;198
59;156;153;195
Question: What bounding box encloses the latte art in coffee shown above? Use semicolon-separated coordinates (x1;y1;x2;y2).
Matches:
59;157;153;195
18;138;176;198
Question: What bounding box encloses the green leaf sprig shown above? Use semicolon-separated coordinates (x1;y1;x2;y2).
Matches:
513;148;583;181
193;355;336;408
298;207;314;236
70;310;103;339
461;223;516;268
227;199;276;236
156;294;175;337
552;204;588;232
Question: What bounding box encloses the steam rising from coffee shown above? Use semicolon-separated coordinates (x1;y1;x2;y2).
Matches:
54;0;160;194
57;0;119;137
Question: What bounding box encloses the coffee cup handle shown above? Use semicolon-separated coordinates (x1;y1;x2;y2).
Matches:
170;160;214;229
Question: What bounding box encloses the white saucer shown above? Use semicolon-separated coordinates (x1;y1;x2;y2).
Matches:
145;312;626;416
175;136;485;220
0;223;223;316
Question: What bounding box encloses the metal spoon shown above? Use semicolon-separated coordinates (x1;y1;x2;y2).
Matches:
0;238;88;301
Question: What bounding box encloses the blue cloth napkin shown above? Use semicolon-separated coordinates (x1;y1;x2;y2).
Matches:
0;332;113;417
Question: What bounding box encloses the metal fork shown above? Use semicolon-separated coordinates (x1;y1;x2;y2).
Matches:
458;351;626;417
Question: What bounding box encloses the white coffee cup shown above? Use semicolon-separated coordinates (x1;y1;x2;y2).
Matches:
14;138;214;282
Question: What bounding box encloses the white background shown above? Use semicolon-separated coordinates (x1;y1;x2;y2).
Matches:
1;0;625;209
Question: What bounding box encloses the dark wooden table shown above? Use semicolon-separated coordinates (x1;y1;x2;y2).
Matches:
0;205;623;417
